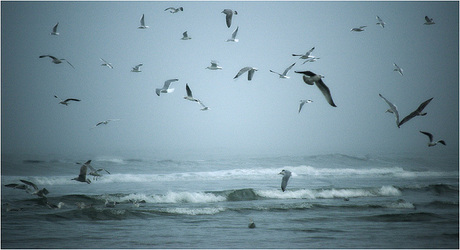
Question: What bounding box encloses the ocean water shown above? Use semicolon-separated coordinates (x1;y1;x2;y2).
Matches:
1;153;458;249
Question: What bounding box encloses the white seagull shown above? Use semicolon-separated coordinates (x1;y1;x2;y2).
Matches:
164;7;183;13
20;180;49;198
419;131;445;147
156;79;178;96
234;67;258;81
138;14;149;29
295;71;337;107
302;57;320;64
39;55;75;69
51;22;59;35
72;162;91;184
351;26;367;32
298;99;313;113
93;119;120;128
54;95;81;106
279;169;292;192
222;9;238;28
379;94;400;127
76;160;111;180
181;31;191;40
206;61;222;70
292;47;315;59
398;98;433;127
226;26;239;42
376;16;385;28
393;63;403;76
131;64;143;72
100;58;113;69
184;84;209;111
424;16;435;25
269;63;296;79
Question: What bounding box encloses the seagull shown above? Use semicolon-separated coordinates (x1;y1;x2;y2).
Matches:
302;57;320;64
184;84;209;111
72;161;91;184
279;169;291;192
39;55;75;69
295;71;337;107
298;99;313;113
424;16;435;25
76;160;111;180
50;22;59;35
376;16;385;28
138;14;149;29
164;7;183;13
181;31;191;40
351;26;367;32
4;183;27;190
20;180;49;198
248;219;256;229
100;58;113;69
131;64;143;72
222;9;238;28
234;67;258;81
93;119;120;128
393;63;403;76
292;47;315;59
419;131;446;147
54;95;80;106
156;79;178;96
398;98;433;127
206;61;222;70
379;94;400;127
198;100;210;111
269;63;296;79
226;26;239;42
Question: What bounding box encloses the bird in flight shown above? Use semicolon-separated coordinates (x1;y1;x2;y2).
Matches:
39;55;74;69
419;131;445;147
222;9;238;28
54;95;80;106
398;98;433;127
164;7;183;13
234;67;258;81
295;70;337;107
50;22;59;35
138;14;149;29
269;63;296;79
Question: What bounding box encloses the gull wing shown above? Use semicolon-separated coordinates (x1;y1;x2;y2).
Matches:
164;7;175;11
222;9;233;28
280;172;291;192
231;26;239;39
416;97;433;113
64;98;81;103
210;61;219;67
419;131;434;142
398;111;417;127
298;101;306;113
234;67;251;79
247;68;256;81
186;84;193;98
379;94;400;127
53;22;59;32
64;60;75;69
425;16;432;22
305;47;315;57
315;79;337;107
140;14;145;26
282;63;296;76
20;180;39;191
269;70;282;77
163;79;179;89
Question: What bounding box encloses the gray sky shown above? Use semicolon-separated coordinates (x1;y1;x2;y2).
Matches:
1;1;458;159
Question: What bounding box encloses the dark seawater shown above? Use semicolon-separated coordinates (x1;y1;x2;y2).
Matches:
1;153;458;248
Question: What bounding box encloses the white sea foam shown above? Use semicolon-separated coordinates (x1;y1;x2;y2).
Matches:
163;207;226;215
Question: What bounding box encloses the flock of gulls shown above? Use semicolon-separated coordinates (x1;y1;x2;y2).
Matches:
5;6;446;215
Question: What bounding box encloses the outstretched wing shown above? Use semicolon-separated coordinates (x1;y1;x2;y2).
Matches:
163;79;179;89
20;180;38;191
53;22;59;32
315;79;337;107
379;94;400;126
64;98;81;103
186;84;193;98
234;67;251;79
416;97;433;113
282;63;296;76
231;26;239;39
140;14;145;26
419;131;433;142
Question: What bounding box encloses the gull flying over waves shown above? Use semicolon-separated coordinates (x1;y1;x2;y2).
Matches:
279;169;291;192
234;67;258;81
269;63;295;79
379;93;400;127
376;16;385;28
292;47;315;59
156;79;178;96
164;7;183;13
100;58;113;69
398;97;433;127
138;14;149;29
76;160;111;180
20;180;49;198
54;95;80;106
39;55;74;69
184;84;209;111
222;9;238;28
298;99;313;113
72;161;91;184
419;131;445;147
295;71;337;107
206;61;222;70
351;26;367;32
50;22;59;35
393;63;403;76
424;16;435;25
131;64;143;72
181;31;191;40
226;26;239;42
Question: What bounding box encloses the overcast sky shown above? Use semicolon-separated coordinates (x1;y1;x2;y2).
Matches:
1;1;458;159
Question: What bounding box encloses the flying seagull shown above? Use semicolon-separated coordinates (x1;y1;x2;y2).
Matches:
376;16;385;28
298;99;313;113
138;14;149;29
393;63;403;76
279;169;291;192
131;64;143;72
156;79;179;96
50;22;59;35
100;58;113;69
4;183;27;190
269;63;296;79
302;57;320;64
222;9;238;28
292;47;315;59
39;55;74;69
424;16;435;25
206;61;222;70
181;31;191;40
379;94;400;127
351;26;367;32
20;180;49;198
54;95;80;106
226;26;239;42
419;131;445;147
93;119;120;128
398;98;433;127
184;84;209;111
295;71;337;107
77;160;111;180
234;67;258;81
72;161;91;184
164;7;183;13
